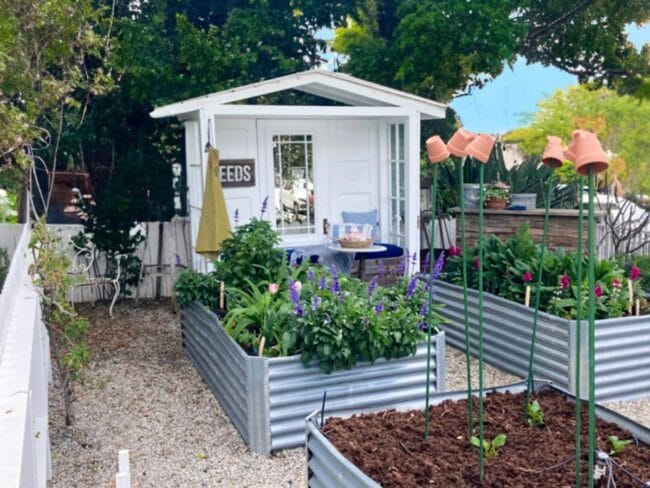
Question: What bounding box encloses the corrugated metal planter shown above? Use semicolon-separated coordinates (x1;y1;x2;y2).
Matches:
435;281;650;401
181;302;446;454
305;380;650;488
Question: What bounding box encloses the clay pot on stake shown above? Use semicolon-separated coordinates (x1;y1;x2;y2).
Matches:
524;135;564;413
446;127;477;440
465;133;496;481
423;135;450;438
565;129;609;488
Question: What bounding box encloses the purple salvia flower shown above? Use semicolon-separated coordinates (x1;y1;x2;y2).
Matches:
330;266;340;294
311;296;321;311
260;196;269;217
234;208;239;225
377;261;385;277
367;276;378;298
423;251;431;271
307;268;315;283
288;280;304;316
374;302;384;315
397;259;406;276
319;276;327;290
174;253;182;267
432;251;445;280
419;303;428;317
405;275;419;298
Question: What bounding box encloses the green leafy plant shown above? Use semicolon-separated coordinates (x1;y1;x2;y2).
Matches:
608;435;633;456
174;269;223;311
526;400;545;427
212;218;285;295
30;219;90;426
484;186;510;201
470;433;507;458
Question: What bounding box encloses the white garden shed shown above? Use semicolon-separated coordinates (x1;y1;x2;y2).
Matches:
151;69;446;272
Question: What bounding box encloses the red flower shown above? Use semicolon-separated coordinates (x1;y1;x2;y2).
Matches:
448;246;462;257
630;265;641;281
594;284;603;298
473;257;480;271
523;271;533;282
612;278;621;288
560;274;570;290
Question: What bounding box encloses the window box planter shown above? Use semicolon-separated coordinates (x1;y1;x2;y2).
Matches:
435;281;650;401
181;302;446;454
305;380;650;487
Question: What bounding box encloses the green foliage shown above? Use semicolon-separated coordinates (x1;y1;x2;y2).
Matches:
608;435;633;456
443;224;646;319
0;188;17;222
484;186;510;201
0;246;9;288
212;218;285;295
617;255;650;293
174;268;223;311
29;219;90;425
526;400;545;427
506;85;650;194
334;1;650;102
470;433;507;458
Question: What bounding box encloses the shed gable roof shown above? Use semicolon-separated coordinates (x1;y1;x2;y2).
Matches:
150;69;446;119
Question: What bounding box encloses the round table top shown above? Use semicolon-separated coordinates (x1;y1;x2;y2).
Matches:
327;244;387;254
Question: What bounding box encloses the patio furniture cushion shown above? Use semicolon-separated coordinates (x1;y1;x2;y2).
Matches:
352;242;403;261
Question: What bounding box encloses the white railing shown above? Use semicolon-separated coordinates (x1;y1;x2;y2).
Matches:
0;224;52;488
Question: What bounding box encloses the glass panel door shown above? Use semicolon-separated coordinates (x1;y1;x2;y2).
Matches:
273;134;316;236
388;123;406;247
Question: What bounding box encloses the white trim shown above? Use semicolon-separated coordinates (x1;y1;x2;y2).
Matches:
150;70;446;120
406;111;421;271
207;105;413;118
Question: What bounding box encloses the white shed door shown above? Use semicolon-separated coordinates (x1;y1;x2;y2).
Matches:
326;119;379;231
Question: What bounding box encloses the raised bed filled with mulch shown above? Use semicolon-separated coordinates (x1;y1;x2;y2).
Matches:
306;381;650;487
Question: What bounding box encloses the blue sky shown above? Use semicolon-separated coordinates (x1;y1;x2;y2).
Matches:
450;23;650;134
318;23;649;134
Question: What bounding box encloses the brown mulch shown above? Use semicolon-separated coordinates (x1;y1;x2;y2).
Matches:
324;389;650;487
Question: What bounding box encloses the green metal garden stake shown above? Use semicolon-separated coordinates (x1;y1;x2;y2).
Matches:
574;176;584;488
424;164;439;439
587;167;597;488
457;155;474;440
477;162;485;480
525;169;554;410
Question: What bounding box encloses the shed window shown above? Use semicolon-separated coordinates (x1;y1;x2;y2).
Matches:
273;134;315;236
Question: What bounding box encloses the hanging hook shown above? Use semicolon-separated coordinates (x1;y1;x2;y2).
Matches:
204;118;213;153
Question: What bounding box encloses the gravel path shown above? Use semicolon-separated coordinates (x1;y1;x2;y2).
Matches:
49;301;649;487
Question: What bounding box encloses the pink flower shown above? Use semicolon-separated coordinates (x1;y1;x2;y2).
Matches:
292;281;303;294
594;284;603;298
268;283;279;295
523;271;533;283
560;274;570;290
630;265;641;281
473;257;480;271
448;246;462;257
612;278;621;288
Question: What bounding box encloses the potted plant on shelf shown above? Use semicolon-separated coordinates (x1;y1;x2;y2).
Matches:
484;185;510;209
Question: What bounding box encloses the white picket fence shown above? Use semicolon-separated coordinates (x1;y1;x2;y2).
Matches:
48;217;191;303
0;224;52;488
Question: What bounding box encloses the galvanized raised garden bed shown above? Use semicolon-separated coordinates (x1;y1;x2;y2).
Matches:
305;380;650;488
435;281;650;401
180;302;446;454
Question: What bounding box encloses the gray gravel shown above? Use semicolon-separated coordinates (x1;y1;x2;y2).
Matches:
49;301;649;487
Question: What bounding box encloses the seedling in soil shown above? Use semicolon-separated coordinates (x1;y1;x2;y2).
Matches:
608;435;632;456
526;400;545;427
470;433;506;458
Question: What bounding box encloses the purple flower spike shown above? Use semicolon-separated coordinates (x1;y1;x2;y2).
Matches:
260;196;269;218
288;280;304;316
405;275;419;298
432;251;445;281
378;261;385;277
367;276;378;298
319;276;327;290
330;266;340;294
307;268;315;283
234;209;239;225
423;251;431;271
174;253;182;267
311;296;321;311
374;302;384;315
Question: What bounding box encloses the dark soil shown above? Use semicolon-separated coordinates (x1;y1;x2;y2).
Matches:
323;389;650;487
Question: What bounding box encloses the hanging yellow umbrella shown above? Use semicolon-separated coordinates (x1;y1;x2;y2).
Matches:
195;147;232;259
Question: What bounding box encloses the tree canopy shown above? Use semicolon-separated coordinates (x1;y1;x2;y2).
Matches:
333;1;650;102
506;85;650;194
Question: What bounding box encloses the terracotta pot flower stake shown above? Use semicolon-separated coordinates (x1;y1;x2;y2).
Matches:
465;132;496;481
445;127;477;441
423;135;449;439
524;135;565;422
564;128;609;488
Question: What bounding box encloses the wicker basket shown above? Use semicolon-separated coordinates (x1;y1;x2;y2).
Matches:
338;238;373;249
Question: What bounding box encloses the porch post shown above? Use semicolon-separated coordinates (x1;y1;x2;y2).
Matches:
407;111;421;272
